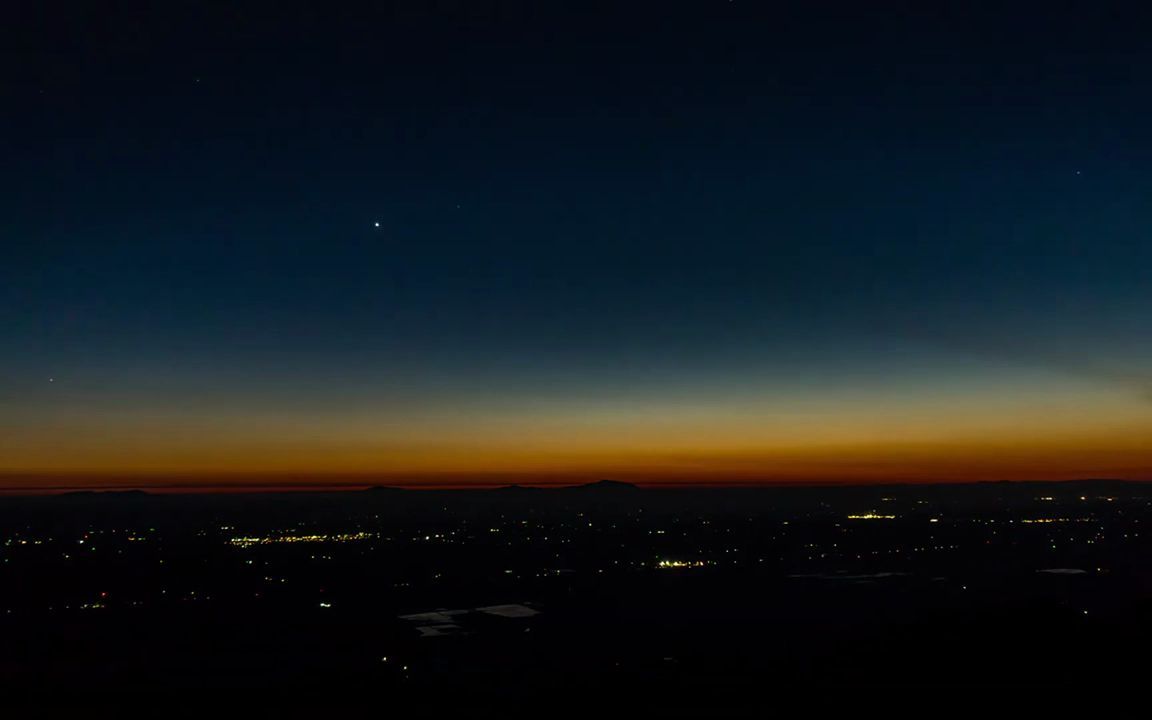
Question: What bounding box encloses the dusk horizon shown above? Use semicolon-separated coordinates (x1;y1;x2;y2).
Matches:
3;472;1151;496
5;2;1152;704
6;3;1152;493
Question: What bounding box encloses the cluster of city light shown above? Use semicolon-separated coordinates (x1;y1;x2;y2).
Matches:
1019;518;1093;524
846;514;896;520
656;560;709;569
227;531;376;548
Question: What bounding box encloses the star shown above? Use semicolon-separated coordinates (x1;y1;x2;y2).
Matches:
374;221;381;227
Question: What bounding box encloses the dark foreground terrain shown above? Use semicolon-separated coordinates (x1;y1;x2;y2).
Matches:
3;480;1151;708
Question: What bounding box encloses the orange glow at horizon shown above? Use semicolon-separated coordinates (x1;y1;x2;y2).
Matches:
3;422;1150;490
4;376;1150;490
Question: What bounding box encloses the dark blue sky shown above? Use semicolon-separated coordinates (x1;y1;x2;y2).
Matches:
3;2;1151;483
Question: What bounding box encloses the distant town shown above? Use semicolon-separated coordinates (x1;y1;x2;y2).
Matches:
3;480;1150;702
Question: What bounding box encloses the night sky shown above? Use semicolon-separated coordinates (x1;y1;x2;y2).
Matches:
4;2;1151;488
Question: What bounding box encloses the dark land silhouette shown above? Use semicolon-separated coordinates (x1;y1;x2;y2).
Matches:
3;480;1152;707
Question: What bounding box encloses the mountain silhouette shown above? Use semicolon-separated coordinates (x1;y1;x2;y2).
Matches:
565;479;642;492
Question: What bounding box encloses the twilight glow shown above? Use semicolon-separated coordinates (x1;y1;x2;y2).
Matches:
4;4;1150;490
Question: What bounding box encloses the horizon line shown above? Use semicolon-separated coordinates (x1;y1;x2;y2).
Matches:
0;476;1148;496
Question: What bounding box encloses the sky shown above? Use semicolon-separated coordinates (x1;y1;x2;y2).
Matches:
2;1;1151;489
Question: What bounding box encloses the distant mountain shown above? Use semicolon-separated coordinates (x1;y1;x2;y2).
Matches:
565;479;642;492
493;484;543;493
